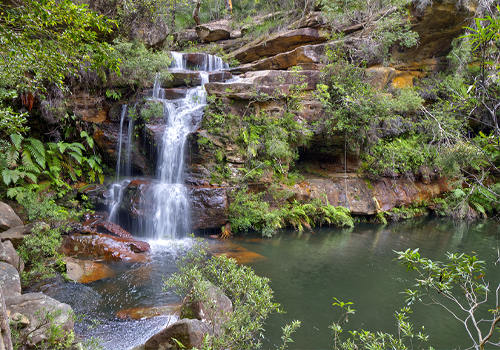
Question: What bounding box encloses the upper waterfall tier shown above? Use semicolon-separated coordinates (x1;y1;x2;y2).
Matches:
169;52;229;71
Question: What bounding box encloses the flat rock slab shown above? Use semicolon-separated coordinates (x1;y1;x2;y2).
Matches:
0;261;21;296
231;27;328;64
4;293;74;347
0;202;23;232
63;257;115;284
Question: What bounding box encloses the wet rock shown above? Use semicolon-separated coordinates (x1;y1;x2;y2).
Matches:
0;202;23;232
196;19;231;43
162;71;232;88
0;240;24;273
181;282;232;334
61;233;150;262
63;257;115;284
4;293;74;347
190;187;229;230
78;184;109;209
231;27;328;64
144;318;213;350
92;123;152;175
0;262;21;296
116;304;181;320
0;222;49;248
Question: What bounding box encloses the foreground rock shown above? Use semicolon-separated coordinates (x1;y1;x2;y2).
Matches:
0;240;24;273
0;262;21;296
181;282;232;334
0;222;49;248
144;318;213;350
4;293;74;348
0;202;23;232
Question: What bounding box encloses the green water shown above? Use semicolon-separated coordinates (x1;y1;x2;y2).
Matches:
234;218;500;349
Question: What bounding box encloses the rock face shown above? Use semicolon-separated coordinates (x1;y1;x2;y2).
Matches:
0;262;21;296
4;293;74;347
130;15;169;48
0;202;23;233
144;318;213;350
0;241;24;274
190;187;229;230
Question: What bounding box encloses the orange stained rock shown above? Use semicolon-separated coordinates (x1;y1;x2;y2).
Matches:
116;304;181;320
215;250;266;265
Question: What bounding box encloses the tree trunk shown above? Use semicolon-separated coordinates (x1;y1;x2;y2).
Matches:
0;287;13;350
193;0;201;26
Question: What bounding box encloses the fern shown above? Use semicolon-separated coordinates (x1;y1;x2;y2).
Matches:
25;138;46;169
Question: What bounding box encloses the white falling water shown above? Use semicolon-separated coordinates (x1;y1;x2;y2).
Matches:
145;53;227;240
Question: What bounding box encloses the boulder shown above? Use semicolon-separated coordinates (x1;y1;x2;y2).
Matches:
231;27;328;64
0;262;21;296
0;202;23;232
174;29;199;45
180;282;232;334
129;15;169;48
144;318;213;350
4;293;74;347
0;240;24;273
196;19;231;43
0;222;49;248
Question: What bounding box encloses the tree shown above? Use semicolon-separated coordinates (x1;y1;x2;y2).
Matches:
396;248;500;350
0;0;120;95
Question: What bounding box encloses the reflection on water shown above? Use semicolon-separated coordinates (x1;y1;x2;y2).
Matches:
50;219;500;349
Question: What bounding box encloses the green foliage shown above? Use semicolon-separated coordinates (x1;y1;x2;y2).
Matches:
395;248;500;349
361;136;437;178
106;39;172;88
318;59;424;154
0;0;119;93
164;238;282;350
331;298;429;350
228;187;353;236
318;0;418;62
18;224;67;284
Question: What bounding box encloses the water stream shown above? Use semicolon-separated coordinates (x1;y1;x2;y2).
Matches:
55;218;500;349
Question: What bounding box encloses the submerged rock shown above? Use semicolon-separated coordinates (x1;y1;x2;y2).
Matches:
63;257;115;284
116;304;181;320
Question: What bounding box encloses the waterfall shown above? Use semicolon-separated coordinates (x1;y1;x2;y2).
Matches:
143;52;229;240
